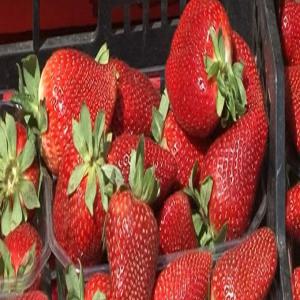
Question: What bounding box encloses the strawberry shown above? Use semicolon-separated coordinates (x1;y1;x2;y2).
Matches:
107;133;177;201
14;51;117;175
53;104;122;265
152;90;208;187
292;267;300;300
0;113;40;236
211;227;277;300
280;0;300;65
85;273;111;300
286;183;300;242
166;0;247;137
158;191;197;254
153;251;212;300
16;291;48;300
106;137;159;300
285;66;300;154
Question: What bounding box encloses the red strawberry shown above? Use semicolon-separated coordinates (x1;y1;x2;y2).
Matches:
158;191;197;254
14;51;117;175
0;113;40;236
292;267;300;300
211;227;277;300
106;138;159;300
107;133;177;201
285;66;300;154
153;251;212;300
281;1;300;65
16;291;48;300
53;105;121;265
85;273;111;300
286;183;300;242
166;0;246;137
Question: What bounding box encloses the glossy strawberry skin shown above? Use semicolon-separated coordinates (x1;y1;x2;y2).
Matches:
107;134;177;201
158;191;197;254
162;112;208;187
111;59;160;136
106;190;159;300
165;0;232;138
281;1;300;65
39;49;117;175
153;251;212;300
211;227;277;300
286;183;300;242
16;291;48;300
293;267;300;300
85;273;111;300
53;146;106;266
201;103;268;240
286;66;300;154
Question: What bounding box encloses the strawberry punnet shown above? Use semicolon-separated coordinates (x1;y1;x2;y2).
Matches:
0;113;40;236
211;227;277;300
53;104;122;266
106;138;159;300
166;0;246;138
13;50;117;176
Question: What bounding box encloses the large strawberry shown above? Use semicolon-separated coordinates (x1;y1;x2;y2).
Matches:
286;183;300;242
280;0;300;65
153;251;212;300
13;50;117;175
158;191;197;254
292;267;300;300
53;104;122;266
107;133;177;201
166;0;246;137
285;66;300;154
106;138;159;300
16;291;48;300
0;113;40;236
211;227;277;300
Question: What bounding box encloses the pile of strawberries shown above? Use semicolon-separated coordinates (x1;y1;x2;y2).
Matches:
0;0;280;299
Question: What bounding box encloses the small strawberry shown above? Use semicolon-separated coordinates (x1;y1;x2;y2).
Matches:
13;50;117;175
280;0;300;65
106;137;159;300
107;133;177;201
166;0;246;137
211;227;277;300
286;183;300;242
0;112;40;236
292;267;300;300
85;273;111;300
158;191;197;254
53;104;123;266
16;291;48;300
153;251;212;300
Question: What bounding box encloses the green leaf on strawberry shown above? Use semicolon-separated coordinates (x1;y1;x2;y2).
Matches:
65;264;84;300
92;291;106;300
95;43;110;65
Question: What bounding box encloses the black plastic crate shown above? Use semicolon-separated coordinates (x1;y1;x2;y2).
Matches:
0;0;290;299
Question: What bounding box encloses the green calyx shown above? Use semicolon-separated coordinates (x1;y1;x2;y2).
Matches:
95;43;110;65
128;136;160;204
204;27;247;127
67;104;124;214
12;54;48;134
151;89;170;146
0;114;39;236
184;162;227;248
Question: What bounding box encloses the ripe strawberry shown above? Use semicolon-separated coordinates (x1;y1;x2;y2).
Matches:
292;267;300;300
153;251;212;300
280;1;300;65
16;291;48;300
0;113;40;236
285;66;300;154
106;138;159;300
53;105;122;265
14;51;117;175
286;183;300;242
166;0;246;137
211;227;277;300
158;191;197;254
107;133;177;201
85;273;111;300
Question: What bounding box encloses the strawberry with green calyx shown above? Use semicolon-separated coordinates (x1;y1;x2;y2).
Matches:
184;163;227;248
0;112;40;236
53;104;123;265
106;137;160;300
